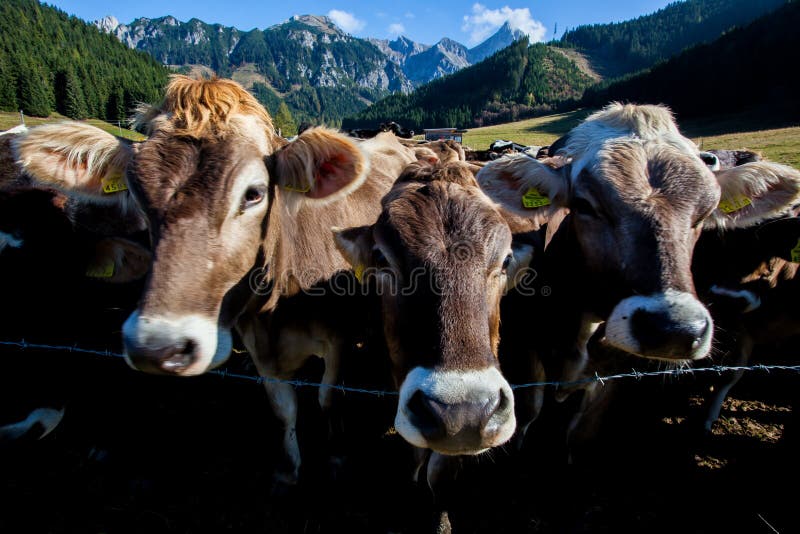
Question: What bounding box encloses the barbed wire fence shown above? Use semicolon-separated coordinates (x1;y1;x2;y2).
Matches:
2;339;799;397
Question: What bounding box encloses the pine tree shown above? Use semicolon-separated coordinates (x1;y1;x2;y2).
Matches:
0;56;18;112
16;58;52;117
106;86;126;123
273;101;297;137
64;69;88;119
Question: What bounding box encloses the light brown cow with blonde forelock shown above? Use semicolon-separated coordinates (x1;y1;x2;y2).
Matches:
477;103;800;443
15;75;417;485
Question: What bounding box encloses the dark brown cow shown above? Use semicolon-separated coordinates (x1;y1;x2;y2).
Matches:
694;211;800;431
15;76;417;483
333;161;532;458
477;103;800;441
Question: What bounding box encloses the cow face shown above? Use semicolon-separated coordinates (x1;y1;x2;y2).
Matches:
15;76;368;376
478;103;800;362
334;162;517;455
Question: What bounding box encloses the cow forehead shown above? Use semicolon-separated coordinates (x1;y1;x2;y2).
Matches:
565;104;698;178
574;140;717;210
381;181;511;265
132;118;270;209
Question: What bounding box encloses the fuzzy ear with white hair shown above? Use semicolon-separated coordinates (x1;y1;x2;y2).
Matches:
705;161;800;230
14;122;134;200
272;127;369;204
476;153;569;228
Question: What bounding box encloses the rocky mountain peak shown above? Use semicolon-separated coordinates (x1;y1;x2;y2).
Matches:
93;15;120;33
289;14;343;35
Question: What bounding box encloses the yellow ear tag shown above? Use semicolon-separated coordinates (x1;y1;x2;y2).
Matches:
86;259;115;279
718;195;752;214
522;188;551;209
791;238;800;263
354;264;365;283
282;182;312;193
101;173;128;194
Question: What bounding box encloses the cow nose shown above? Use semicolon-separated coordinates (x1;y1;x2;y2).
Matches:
406;388;507;442
631;308;711;356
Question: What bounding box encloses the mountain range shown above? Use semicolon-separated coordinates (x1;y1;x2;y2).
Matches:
94;13;525;125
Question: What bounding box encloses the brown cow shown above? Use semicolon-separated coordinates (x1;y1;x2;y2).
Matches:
477;103;800;443
15;76;417;484
333;161;533;460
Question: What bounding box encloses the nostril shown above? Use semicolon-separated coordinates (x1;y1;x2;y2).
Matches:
406;390;445;439
482;392;501;419
497;389;510;414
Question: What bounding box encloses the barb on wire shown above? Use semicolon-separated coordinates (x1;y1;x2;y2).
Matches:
1;339;799;397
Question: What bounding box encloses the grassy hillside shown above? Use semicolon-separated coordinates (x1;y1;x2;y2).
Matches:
462;109;800;169
0;111;145;141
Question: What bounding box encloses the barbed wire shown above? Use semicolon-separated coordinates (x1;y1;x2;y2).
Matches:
1;339;799;396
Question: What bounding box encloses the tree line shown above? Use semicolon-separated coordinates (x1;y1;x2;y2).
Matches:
581;1;800;121
558;0;787;76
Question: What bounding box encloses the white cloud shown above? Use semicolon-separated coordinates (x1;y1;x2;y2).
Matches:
461;3;547;45
404;12;415;19
388;23;405;36
328;9;365;33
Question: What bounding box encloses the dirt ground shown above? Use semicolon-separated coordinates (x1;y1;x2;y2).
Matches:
0;343;797;534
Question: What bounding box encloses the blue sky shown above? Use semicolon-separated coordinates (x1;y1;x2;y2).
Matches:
48;1;678;46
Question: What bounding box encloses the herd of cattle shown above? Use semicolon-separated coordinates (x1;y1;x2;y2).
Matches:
1;76;799;525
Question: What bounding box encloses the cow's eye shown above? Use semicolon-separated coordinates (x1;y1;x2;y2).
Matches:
242;185;267;209
372;247;389;268
572;197;597;218
501;253;513;274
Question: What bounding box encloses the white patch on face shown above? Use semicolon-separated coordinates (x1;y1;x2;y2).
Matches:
122;310;233;376
604;289;713;360
395;366;515;455
0;231;23;253
710;285;761;313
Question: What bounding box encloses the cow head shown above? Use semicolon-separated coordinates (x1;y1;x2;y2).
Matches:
334;161;521;455
15;76;368;376
478;103;800;361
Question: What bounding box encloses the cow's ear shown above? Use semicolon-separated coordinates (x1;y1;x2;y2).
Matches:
706;162;800;229
505;242;535;291
15;122;134;199
477;154;568;226
752;217;800;263
85;238;151;283
331;225;373;282
273;127;368;203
